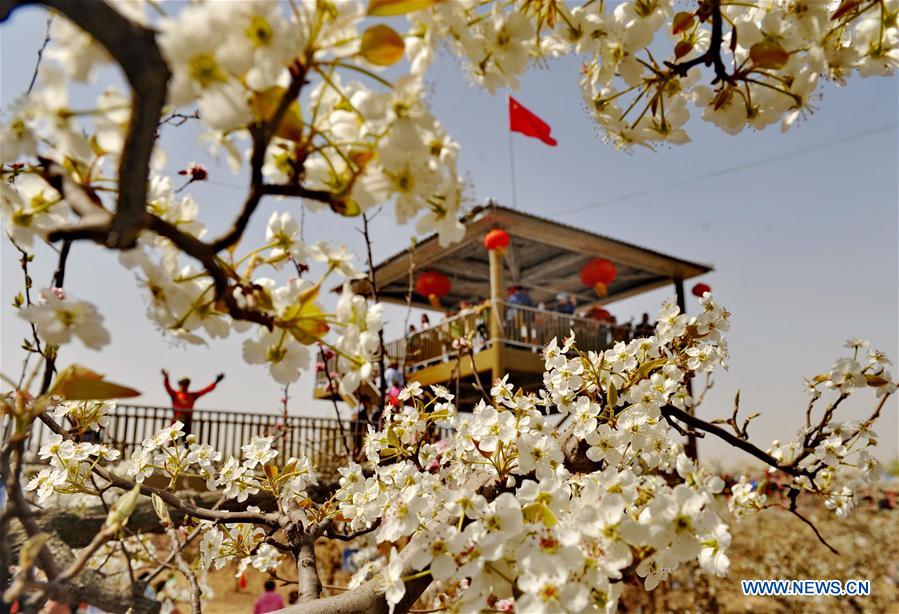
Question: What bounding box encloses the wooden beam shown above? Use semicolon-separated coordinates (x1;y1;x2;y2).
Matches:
524;252;585;282
578;277;673;311
351;215;497;297
496;209;710;279
525;282;594;304
505;241;522;283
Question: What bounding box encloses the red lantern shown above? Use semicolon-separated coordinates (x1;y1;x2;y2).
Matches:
415;271;451;308
484;228;510;254
692;282;711;297
580;258;617;297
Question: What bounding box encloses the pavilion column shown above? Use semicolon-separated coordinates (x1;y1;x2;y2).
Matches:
488;248;505;384
674;277;699;461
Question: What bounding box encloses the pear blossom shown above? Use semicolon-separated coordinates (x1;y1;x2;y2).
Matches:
20;288;110;349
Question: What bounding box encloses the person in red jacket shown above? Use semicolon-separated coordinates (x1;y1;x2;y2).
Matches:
161;369;224;434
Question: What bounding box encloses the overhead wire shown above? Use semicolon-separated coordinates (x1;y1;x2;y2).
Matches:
556;123;897;216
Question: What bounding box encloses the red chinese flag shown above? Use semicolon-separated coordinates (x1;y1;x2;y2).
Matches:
509;96;557;146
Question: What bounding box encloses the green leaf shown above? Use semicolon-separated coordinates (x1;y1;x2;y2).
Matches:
151;493;171;525
523;503;557;527
263;463;279;482
387;428;400;448
330;197;361;217
107;485;142;528
607;381;618;408
634;357;668;382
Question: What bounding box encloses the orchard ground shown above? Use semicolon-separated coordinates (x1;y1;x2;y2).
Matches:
144;484;897;614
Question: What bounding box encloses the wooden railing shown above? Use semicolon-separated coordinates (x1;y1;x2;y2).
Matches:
314;307;490;390
15;404;358;476
499;301;636;350
314;301;638;392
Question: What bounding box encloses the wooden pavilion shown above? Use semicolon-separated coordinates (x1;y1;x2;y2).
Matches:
314;202;712;406
12;203;712;472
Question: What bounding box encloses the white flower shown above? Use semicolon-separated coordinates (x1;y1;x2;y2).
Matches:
478;493;523;560
19;288;110;349
308;242;363;279
52;400;114;432
187;443;222;468
241;436;278;468
25;467;67;503
570;396;600;439
698;523;731;576
265;212;304;266
470;406;516;453
0;98;39;164
516;433;563;479
585;424;623;466
243;330;309;384
381;548;406;614
398;381;423;401
377;484;428;543
828;357;866;392
157;3;252;131
127;448;156;483
408;525;458;581
250;543;282;573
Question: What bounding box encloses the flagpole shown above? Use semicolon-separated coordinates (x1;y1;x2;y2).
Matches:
508;98;518;209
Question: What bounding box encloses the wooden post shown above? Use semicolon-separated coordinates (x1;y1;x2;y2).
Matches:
674;277;699;461
489;248;505;384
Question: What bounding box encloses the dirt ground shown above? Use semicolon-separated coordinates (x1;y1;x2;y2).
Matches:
182;496;897;613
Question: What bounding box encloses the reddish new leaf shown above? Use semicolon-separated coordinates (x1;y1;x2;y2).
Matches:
749;41;790;69
672;12;695;35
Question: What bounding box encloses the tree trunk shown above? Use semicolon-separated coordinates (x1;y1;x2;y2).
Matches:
15;490;277;549
8;520;160;614
296;538;321;602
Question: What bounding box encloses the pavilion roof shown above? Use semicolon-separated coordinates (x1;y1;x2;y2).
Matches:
349;203;713;310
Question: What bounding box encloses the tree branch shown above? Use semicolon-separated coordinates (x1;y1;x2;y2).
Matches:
2;0;171;248
37;413;281;527
161;519;202;614
361;211;388;419
664;0;731;84
661;405;805;477
317;346;352;458
7;527;161;614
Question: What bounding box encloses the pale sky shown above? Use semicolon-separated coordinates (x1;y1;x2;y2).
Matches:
1;6;897;465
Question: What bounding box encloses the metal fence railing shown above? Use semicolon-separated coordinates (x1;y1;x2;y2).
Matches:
12;404;357;476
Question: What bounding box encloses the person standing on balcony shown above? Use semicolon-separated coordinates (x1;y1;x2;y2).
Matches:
506;286;534;341
634;312;654;337
160;369;224;434
384;361;403;388
555;292;577;315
